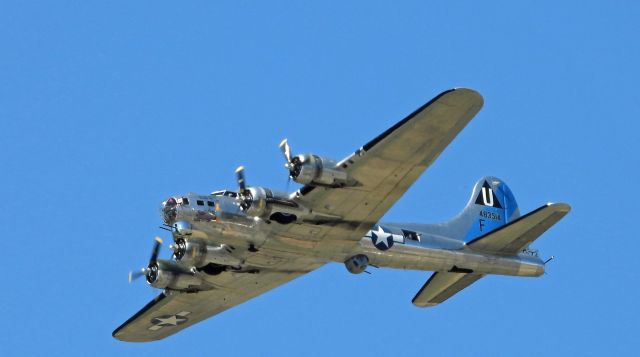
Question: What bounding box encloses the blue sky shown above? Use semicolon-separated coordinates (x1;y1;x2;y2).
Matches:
1;1;639;356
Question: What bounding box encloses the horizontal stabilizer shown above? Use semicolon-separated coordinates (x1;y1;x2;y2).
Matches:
412;272;483;307
467;203;570;255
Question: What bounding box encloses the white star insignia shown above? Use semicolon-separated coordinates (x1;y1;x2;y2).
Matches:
372;225;391;248
148;311;191;331
156;315;180;326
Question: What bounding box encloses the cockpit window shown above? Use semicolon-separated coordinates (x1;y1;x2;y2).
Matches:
182;198;189;205
197;200;204;206
211;190;238;198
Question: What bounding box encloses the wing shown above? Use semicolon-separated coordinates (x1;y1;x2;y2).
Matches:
289;88;483;256
467;203;571;255
113;258;323;342
412;271;484;307
115;88;483;341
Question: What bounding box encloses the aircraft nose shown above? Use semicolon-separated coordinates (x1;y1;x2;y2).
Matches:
161;197;177;224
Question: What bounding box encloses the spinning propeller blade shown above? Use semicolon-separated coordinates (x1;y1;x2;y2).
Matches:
279;138;291;164
236;166;246;194
128;269;145;283
149;237;162;266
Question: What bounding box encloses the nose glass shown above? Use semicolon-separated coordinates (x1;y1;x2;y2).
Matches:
161;197;177;224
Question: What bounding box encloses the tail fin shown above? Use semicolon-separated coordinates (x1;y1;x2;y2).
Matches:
418;177;521;243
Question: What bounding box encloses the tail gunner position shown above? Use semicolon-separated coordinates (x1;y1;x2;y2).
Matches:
114;88;570;342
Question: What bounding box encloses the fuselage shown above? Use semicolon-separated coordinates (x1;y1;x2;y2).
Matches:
161;191;544;279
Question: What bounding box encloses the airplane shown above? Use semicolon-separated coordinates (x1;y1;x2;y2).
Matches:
113;88;570;342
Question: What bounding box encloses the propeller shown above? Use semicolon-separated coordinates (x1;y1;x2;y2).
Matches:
279;138;302;181
235;165;253;211
129;237;163;284
279;139;293;191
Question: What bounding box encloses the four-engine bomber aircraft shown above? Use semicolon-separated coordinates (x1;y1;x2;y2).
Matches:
113;88;570;342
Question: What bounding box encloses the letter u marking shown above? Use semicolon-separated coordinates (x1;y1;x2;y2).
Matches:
481;187;494;206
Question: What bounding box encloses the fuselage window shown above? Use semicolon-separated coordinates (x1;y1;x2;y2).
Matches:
196;200;204;206
182;198;189;205
207;201;215;207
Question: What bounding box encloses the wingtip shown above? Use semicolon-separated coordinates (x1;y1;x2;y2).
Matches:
444;87;484;109
412;300;438;308
112;326;127;341
451;86;478;93
547;202;572;213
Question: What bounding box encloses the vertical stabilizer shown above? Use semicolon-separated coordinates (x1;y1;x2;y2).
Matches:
408;177;520;242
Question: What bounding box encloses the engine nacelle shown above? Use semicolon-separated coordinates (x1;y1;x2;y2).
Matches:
242;187;311;221
344;254;369;274
243;187;272;217
171;238;242;268
290;154;348;187
146;260;205;291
